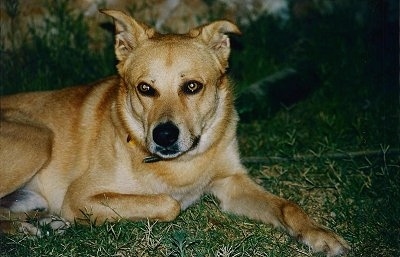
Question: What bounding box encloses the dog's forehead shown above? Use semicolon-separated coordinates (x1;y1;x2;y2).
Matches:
127;37;220;82
148;38;214;66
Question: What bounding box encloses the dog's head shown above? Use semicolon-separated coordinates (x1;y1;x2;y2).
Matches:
102;10;240;161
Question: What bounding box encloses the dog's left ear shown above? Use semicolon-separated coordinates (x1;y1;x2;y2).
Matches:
189;21;241;70
100;9;156;61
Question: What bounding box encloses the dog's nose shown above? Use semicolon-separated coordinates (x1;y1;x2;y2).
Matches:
152;122;179;148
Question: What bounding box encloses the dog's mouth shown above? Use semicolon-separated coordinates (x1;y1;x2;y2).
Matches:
144;136;200;163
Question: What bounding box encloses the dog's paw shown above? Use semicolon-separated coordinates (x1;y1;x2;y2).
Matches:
38;215;71;235
301;226;350;256
17;221;43;237
12;215;71;237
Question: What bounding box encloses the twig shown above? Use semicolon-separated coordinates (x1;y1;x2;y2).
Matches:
242;149;400;164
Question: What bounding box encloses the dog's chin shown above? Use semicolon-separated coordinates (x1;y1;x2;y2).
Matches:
155;148;182;159
146;136;201;162
142;149;182;163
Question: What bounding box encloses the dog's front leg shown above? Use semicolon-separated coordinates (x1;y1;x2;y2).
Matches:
208;173;350;256
62;192;180;225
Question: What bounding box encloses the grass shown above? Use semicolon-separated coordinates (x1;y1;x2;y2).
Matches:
1;0;399;256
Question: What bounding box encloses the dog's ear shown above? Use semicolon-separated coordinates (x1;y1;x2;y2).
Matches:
189;21;241;70
100;9;156;61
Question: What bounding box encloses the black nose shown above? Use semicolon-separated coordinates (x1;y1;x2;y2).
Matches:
152;122;179;148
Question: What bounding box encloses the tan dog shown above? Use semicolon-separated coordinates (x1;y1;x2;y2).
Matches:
0;10;349;256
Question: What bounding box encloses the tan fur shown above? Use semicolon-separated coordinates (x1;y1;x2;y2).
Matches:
0;10;349;256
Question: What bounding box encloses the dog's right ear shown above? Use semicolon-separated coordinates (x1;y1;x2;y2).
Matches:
100;9;156;61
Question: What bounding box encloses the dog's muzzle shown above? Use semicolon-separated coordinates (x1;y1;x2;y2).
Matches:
145;121;200;162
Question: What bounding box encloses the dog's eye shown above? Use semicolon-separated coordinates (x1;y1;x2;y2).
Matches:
182;81;203;95
137;83;157;97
